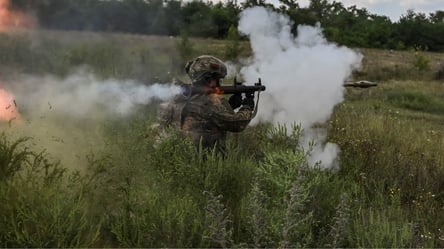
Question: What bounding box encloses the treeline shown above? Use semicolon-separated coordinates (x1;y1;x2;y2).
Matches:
10;0;444;51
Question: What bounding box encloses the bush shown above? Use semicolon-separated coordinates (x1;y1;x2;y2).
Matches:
413;53;430;72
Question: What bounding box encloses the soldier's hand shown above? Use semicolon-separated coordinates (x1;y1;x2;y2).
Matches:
228;93;242;109
242;93;255;109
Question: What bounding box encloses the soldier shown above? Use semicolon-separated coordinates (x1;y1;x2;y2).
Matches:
159;55;255;153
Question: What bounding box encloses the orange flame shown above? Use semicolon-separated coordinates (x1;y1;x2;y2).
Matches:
0;87;20;122
213;87;224;94
0;0;36;32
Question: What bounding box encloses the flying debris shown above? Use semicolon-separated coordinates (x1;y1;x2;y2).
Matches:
0;87;20;121
343;80;378;88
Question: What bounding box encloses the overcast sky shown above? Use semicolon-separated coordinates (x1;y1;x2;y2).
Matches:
294;0;443;21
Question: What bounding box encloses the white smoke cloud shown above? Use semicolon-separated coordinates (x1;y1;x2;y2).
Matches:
8;69;181;118
2;69;180;170
238;7;363;169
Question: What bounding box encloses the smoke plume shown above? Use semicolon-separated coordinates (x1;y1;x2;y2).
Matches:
2;69;180;169
238;7;363;169
8;70;180;118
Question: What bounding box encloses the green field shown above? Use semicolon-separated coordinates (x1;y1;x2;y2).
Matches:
0;30;443;247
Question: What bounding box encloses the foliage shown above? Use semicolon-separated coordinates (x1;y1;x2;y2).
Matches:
0;27;444;247
329;83;444;247
7;0;444;52
0;134;101;247
0;134;32;181
413;52;430;72
224;25;242;61
3;100;443;247
387;90;444;113
0;32;181;82
176;30;195;67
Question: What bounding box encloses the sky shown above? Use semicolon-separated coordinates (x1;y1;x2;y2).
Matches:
294;0;444;21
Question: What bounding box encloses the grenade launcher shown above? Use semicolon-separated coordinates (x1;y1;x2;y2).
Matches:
343;80;378;88
181;77;266;96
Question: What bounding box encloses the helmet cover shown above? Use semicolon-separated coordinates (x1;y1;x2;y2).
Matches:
185;55;227;83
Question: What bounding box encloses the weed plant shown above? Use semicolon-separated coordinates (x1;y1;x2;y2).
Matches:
0;134;102;247
0;31;443;247
329;82;444;247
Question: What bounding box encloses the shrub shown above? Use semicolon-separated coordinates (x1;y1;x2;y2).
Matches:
413;53;430;72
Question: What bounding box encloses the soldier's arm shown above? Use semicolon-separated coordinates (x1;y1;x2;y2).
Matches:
208;96;253;132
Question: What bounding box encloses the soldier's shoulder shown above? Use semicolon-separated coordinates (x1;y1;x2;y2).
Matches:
189;93;211;102
171;93;189;103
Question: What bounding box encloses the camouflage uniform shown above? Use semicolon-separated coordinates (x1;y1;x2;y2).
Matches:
159;55;254;152
159;92;253;152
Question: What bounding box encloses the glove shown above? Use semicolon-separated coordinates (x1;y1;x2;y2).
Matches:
228;93;242;109
242;93;255;109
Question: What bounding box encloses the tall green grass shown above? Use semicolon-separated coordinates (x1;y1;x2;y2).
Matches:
387;90;444;113
3;109;442;247
0;31;443;247
0;134;102;247
329;86;444;247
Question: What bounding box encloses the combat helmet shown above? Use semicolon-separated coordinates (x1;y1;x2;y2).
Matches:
185;55;227;84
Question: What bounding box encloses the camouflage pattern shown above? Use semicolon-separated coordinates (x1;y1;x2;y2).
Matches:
158;94;188;130
185;55;227;83
159;92;253;152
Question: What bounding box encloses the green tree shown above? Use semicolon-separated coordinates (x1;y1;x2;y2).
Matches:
182;1;217;37
429;10;444;24
163;0;184;36
211;2;241;38
241;0;274;9
7;0;444;51
394;10;436;50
